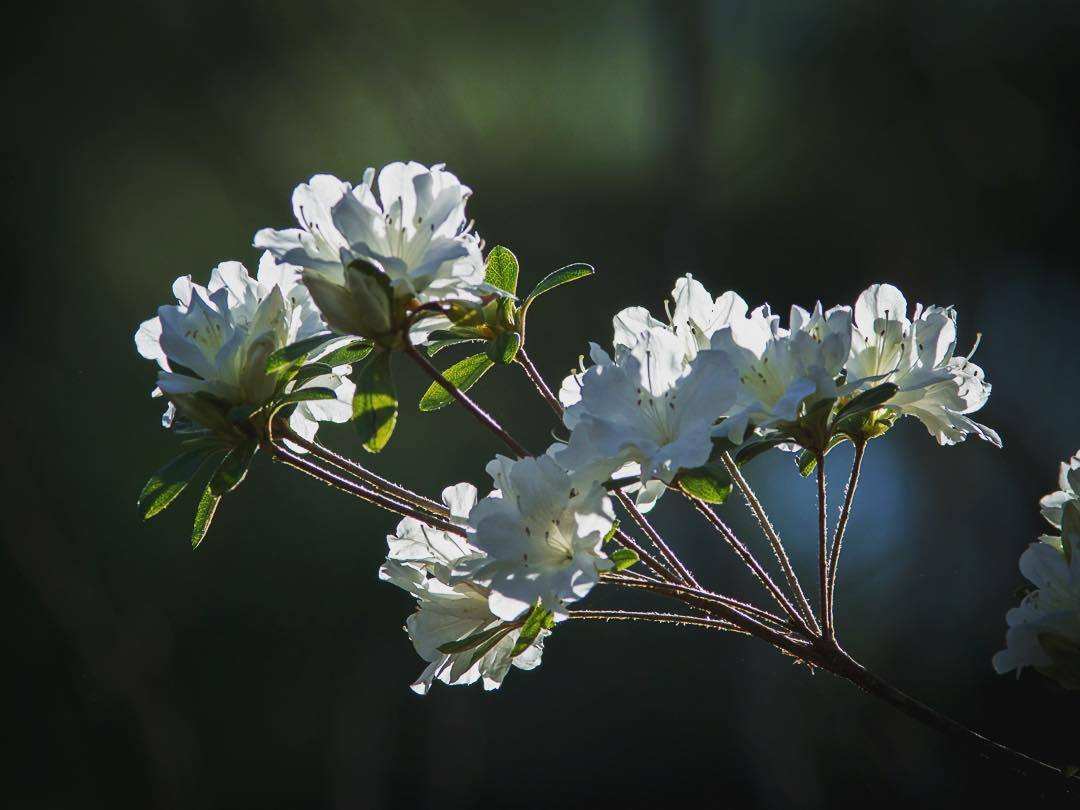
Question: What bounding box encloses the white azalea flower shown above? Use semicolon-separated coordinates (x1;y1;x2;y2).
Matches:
558;326;737;488
253;162;487;342
992;503;1080;682
379;484;549;694
611;274;747;361
1039;451;1080;529
134;253;354;441
386;483;484;584
709;299;853;444
845;283;1000;447
465;454;616;621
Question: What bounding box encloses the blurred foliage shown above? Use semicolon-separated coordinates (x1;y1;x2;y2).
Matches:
5;1;1080;807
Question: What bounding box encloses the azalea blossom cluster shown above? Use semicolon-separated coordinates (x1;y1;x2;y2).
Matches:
994;451;1080;689
136;159;1008;696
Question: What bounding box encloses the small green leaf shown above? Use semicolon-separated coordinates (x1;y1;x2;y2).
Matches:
833;382;899;431
609;547;639;571
424;337;486;356
138;449;215;520
484;245;520;295
796;450;816;477
677;464;732;503
732;436;790;467
523;263;594;308
191;480;222;549
317;340;373;367
273;386;338;410
438;623;513;655
419;353;494;412
486;332;521;365
210;441;258;495
352;351;398;453
512;603;551;657
290;363;334;386
264;333;334;376
1064;765;1080;779
602;519;621;545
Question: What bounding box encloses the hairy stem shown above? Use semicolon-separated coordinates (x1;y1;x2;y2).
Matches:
568;608;746;634
267;442;467;537
516;348;564;418
604;575;794;633
281;427;450;520
826;441;864;637
612;527;681;583
617;491;699;588
688;496;816;636
404;342;529;458
720;452;820;634
816;453;830;640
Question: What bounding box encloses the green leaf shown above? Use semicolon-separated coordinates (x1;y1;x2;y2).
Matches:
1064;765;1080;779
677;464;732;503
264;333;334;376
138;449;215;520
732;436;790;467
523;263;594;307
609;547;639;572
209;441;258;495
833;382;899;428
602;519;621;545
438;623;513;655
317;340;373;367
484;245;519;295
485;332;521;365
191;480;222;549
351;351;398;453
512;603;551;657
290;362;334;386
424;337;485;357
273;386;337;411
419;352;494;412
797;450;817;477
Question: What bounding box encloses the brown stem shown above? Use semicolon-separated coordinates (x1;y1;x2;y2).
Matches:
267;443;467;537
515;348;564;418
688;495;816;637
281;428;450;520
825;647;1074;794
617;491;698;588
816;453;830;640
826;441;864;636
567;608;746;634
720;452;820;634
604;575;794;633
404;342;529;458
612;527;681;583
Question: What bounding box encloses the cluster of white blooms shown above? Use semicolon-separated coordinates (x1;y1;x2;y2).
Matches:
134;252;353;442
555;276;997;510
994;452;1080;687
136;162;495;442
135;159;1009;693
380;458;614;693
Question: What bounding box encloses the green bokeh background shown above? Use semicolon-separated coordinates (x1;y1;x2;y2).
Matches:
6;2;1080;807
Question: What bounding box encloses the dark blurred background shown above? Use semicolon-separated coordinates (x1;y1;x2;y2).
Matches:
5;1;1080;807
